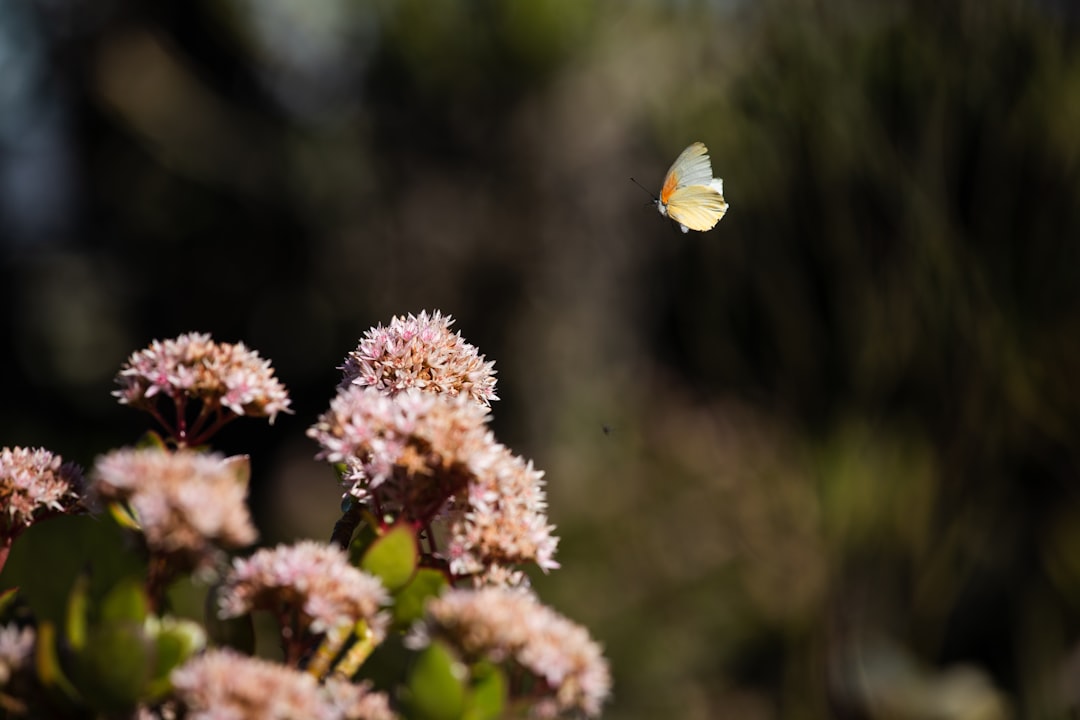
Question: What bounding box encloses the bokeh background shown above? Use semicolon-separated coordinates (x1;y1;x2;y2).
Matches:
4;0;1080;717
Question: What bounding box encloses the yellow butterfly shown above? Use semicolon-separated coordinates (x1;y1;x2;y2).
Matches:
656;142;729;233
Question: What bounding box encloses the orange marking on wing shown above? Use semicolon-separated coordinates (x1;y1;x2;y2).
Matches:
659;170;679;204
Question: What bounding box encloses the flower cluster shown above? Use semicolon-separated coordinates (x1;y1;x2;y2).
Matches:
309;387;493;511
412;588;611;718
322;677;398;720
310;312;560;585
0;624;34;687
0;446;84;539
447;443;560;582
340;311;497;407
114;332;291;443
218;541;389;637
171;649;396;720
92;448;257;570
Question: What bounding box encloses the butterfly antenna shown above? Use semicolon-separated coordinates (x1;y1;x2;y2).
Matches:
629;177;658;208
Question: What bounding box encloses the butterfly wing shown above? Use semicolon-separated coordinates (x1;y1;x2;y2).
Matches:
660;142;715;205
665;184;729;232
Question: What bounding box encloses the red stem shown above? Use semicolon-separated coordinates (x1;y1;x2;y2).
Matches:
188;411;237;447
174;394;189;444
279;604;313;666
0;535;12;577
146;403;176;441
145;554;173;615
185;401;216;440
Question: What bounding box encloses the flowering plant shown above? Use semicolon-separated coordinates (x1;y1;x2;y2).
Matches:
0;312;610;719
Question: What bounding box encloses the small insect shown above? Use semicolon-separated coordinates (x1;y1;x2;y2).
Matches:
638;142;729;233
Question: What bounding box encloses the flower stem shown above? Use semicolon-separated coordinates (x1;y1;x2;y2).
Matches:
332;621;378;678
0;535;12;576
145;554;173;614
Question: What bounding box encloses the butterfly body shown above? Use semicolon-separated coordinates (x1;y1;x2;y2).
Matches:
656;142;729;233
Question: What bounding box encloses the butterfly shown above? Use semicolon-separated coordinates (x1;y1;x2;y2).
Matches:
655;142;729;233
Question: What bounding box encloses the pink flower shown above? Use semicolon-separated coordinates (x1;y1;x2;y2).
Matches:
308;387;492;519
219;541;389;638
92;448;257;570
0;624;35;686
340;311;497;407
310;388;559;583
413;588;611;718
114;333;291;444
313;312;559;585
0;447;84;539
447;443;560;582
172;649;396;720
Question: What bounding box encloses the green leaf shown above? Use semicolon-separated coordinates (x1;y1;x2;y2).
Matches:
106;501;141;531
0;587;18;616
0;514;145;627
135;431;168;450
144;616;206;699
348;518;380;566
222;454;251;487
463;661;506;720
392;568;448;628
35;622;79;700
360;523;418;591
65;574;90;651
100;577;148;625
407;641;466;720
67;569;147;656
71;621;155;713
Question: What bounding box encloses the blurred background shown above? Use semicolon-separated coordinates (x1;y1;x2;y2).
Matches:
4;0;1080;717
